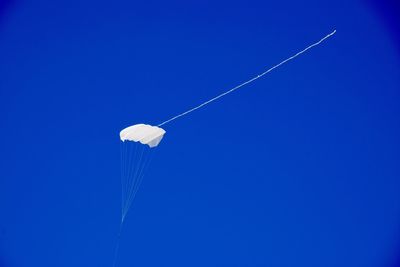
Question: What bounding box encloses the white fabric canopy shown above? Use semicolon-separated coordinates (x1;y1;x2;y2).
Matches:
120;124;166;147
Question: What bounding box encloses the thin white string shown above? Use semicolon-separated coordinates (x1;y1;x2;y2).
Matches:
122;144;144;220
122;149;154;222
158;29;336;127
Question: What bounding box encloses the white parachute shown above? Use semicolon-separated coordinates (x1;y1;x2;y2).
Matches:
119;124;166;222
113;124;166;266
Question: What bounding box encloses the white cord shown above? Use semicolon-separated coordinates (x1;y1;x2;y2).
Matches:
158;30;336;127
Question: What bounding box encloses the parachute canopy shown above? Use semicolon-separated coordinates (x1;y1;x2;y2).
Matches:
120;124;166;148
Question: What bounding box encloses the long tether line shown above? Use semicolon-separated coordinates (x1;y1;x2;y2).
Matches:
158;30;336;127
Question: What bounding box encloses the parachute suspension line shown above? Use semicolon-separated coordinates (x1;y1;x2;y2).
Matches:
124;147;146;217
121;141;132;214
120;142;155;223
121;141;133;221
123;143;141;214
124;142;132;209
121;141;137;220
124;145;147;217
120;142;126;216
121;142;140;222
157;29;337;127
126;147;153;221
123;144;146;220
123;149;154;219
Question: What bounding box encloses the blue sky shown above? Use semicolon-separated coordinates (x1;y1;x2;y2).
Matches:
1;0;400;266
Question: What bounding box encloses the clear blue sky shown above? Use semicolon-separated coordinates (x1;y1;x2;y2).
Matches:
1;0;400;266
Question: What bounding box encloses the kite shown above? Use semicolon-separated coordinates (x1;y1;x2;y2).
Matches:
113;29;336;266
